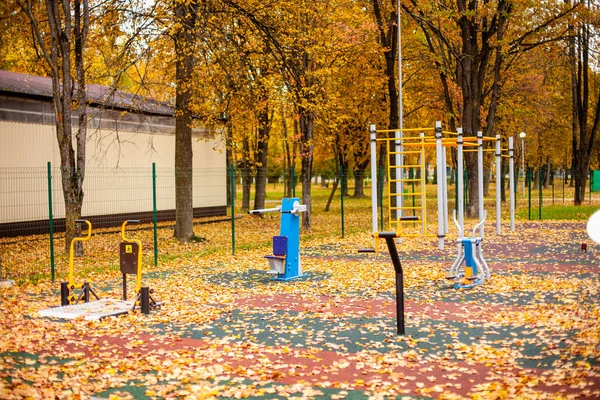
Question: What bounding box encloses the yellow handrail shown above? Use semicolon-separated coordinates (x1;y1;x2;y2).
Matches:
68;220;92;288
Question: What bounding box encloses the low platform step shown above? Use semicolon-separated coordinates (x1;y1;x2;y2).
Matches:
357;248;376;253
39;299;135;321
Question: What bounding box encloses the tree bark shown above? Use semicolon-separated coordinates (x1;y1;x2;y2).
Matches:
570;18;600;205
299;107;313;230
544;157;552;189
352;126;370;198
173;0;198;241
281;105;293;198
241;135;252;211
353;169;367;198
324;178;339;212
371;1;400;216
253;107;271;211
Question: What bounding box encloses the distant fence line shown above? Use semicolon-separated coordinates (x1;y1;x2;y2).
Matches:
1;164;594;238
0;164;227;238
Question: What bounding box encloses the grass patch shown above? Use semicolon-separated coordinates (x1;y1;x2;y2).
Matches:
515;204;599;220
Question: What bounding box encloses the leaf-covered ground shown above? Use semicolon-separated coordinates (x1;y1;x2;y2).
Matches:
0;216;599;399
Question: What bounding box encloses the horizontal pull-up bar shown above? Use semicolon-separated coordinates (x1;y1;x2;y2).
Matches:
374;127;435;133
376;135;435;141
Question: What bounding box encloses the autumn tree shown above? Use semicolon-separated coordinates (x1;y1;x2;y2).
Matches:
16;0;90;254
223;0;370;229
568;1;600;205
402;0;577;217
0;2;47;75
171;0;202;241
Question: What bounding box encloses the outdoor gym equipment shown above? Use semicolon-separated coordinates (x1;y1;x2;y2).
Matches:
367;122;515;250
61;220;100;306
358;231;407;335
357;216;419;253
446;210;490;288
378;232;407;335
58;219;159;314
120;220;160;314
249;198;306;281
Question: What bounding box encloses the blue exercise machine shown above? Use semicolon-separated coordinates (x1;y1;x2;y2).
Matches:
447;210;490;288
249;198;306;281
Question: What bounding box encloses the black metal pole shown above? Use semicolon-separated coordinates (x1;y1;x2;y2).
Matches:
379;232;405;335
141;287;150;314
60;282;69;306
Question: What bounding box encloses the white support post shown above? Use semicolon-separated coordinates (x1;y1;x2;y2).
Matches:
495;135;501;235
420;131;426;234
443;144;449;234
435;121;444;250
477;131;484;239
370;125;378;240
396;134;404;218
397;1;404;217
457;128;464;233
509;137;515;231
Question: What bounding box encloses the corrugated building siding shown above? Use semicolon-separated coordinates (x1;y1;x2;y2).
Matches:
0;95;226;228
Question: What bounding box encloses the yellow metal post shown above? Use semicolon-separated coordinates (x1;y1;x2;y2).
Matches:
68;220;92;289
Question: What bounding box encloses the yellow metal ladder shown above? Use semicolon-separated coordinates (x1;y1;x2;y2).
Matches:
386;136;428;237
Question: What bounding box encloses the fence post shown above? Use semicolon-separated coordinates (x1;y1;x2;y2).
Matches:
528;167;532;220
230;163;236;255
152;163;158;267
379;166;384;229
47;162;55;282
539;168;543;220
340;166;345;238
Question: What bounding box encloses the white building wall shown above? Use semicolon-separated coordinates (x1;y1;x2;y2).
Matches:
0;120;226;224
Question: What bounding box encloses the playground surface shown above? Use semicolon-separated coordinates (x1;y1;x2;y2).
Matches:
0;220;599;399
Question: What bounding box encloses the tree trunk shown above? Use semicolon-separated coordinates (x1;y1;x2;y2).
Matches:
299;107;313;230
570;18;600;205
353;168;366;198
253;107;271;211
173;0;198;241
241;135;252;211
324;178;339;212
340;157;349;197
281;105;293;198
574;162;588;205
371;1;400;216
325;147;341;212
483;155;491;197
544;157;551;189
